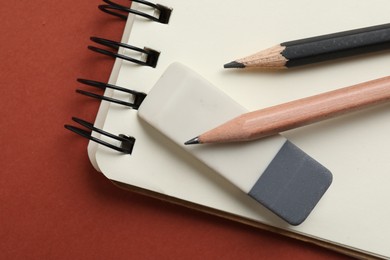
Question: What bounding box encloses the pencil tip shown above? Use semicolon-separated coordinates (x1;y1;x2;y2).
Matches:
184;136;200;145
224;61;245;69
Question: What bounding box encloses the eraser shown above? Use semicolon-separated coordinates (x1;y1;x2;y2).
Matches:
138;62;332;225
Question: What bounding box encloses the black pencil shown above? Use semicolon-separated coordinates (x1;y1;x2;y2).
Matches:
224;23;390;69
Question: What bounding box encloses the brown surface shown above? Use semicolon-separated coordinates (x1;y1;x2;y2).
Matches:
0;1;355;259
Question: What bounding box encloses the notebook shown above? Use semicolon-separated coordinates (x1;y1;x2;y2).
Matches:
68;0;390;258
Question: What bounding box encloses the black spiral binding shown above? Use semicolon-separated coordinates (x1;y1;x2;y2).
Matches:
65;117;135;154
66;0;168;154
88;37;160;68
98;0;172;24
76;78;147;109
65;78;145;154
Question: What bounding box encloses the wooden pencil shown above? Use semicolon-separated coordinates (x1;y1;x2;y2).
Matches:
185;76;390;145
224;23;390;69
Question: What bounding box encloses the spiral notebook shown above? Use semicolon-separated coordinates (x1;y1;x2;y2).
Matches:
66;0;390;258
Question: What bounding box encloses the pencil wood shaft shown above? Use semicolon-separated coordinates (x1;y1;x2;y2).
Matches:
231;45;288;69
197;76;390;144
225;23;390;69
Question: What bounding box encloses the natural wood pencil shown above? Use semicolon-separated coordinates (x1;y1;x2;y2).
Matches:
224;23;390;69
185;76;390;145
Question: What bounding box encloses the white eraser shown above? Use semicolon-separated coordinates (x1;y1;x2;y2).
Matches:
138;62;332;225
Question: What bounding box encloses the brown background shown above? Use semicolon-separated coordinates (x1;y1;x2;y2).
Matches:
0;1;353;259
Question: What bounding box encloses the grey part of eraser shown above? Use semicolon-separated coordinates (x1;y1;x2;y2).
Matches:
248;140;333;226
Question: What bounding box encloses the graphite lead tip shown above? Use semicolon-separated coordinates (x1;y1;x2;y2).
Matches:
184;136;200;145
223;61;245;69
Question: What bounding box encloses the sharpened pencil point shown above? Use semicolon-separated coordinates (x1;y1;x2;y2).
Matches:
224;61;245;69
184;137;200;145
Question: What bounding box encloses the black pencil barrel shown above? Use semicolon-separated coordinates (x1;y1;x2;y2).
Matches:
281;23;390;67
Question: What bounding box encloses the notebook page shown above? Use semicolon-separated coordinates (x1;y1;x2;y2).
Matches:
93;0;390;257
